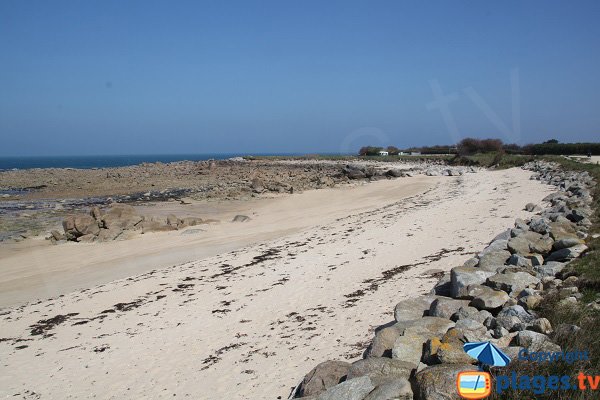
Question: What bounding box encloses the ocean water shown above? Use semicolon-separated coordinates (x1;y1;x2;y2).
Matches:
0;153;301;170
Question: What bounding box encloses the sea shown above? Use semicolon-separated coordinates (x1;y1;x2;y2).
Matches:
0;153;306;171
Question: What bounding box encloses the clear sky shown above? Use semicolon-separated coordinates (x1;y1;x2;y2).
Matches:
1;0;599;156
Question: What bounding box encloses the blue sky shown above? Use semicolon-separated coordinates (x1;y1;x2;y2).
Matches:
1;1;599;156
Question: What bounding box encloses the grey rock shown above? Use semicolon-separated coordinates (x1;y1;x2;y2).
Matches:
486;271;540;294
462;258;479;268
430;274;451;296
507;231;554;255
363;379;413;400
534;261;566;278
518;294;543;310
231;214;251;222
553;237;585;250
525;203;542;212
514;218;529;231
491;229;512;242
391;318;455;365
366;324;404;358
529;216;551;234
317;376;375;400
347;358;414;386
478;250;511;271
468;285;509;310
526;254;544;266
546;244;588;262
393;296;438;323
429;298;470;319
496;305;535;331
101;204;143;230
507;254;532;268
450;266;495;298
531;318;553;335
454;318;491;342
479;240;509;256
296;360;351;398
512;331;561;352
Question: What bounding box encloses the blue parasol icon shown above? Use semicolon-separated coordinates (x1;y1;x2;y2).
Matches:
463;341;511;367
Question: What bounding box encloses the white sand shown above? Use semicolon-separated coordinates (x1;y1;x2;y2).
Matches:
0;168;554;400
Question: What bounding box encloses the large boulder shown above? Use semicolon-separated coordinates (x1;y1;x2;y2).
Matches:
393;296;438;323
347;358;414;386
63;214;100;238
454;318;491;342
391;318;455;366
423;332;475;365
496;305;535;331
295;360;351;398
512;331;561;352
386;169;407;178
414;364;478;400
343;165;369;180
101;204;143;230
507;254;532;268
486;271;540;294
450;267;495;298
363;379;413;400
534;261;566;278
548;221;578;242
391;330;429;366
477;250;511;271
507;231;554;255
553;237;585;250
429;298;470;319
468;285;509;310
366;324;404;358
74;214;100;236
316;376;375;400
546;244;588;262
529;216;552;234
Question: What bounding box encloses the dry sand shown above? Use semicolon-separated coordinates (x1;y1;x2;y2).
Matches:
0;168;554;400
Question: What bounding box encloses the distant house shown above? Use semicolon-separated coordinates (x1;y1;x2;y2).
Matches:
378;150;389;156
410;151;421;156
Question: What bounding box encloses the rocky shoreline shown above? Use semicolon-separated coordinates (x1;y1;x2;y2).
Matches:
290;160;596;400
0;158;474;242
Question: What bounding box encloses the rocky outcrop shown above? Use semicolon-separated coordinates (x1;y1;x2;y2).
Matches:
58;203;207;243
292;160;595;400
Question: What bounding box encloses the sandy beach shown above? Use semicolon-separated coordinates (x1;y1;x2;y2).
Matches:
0;167;554;399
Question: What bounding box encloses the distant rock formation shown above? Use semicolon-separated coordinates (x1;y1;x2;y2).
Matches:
57;203;208;243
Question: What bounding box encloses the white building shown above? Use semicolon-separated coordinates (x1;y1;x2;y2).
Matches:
378;150;389;156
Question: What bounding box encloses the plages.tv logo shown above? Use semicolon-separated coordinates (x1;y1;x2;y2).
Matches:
457;371;492;399
456;341;512;399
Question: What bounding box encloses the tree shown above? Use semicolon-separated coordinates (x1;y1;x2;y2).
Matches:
386;146;400;155
457;138;482;155
457;138;504;155
358;146;383;156
480;139;504;153
543;139;559;144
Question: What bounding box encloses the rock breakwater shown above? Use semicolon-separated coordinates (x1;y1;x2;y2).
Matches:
291;160;595;400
